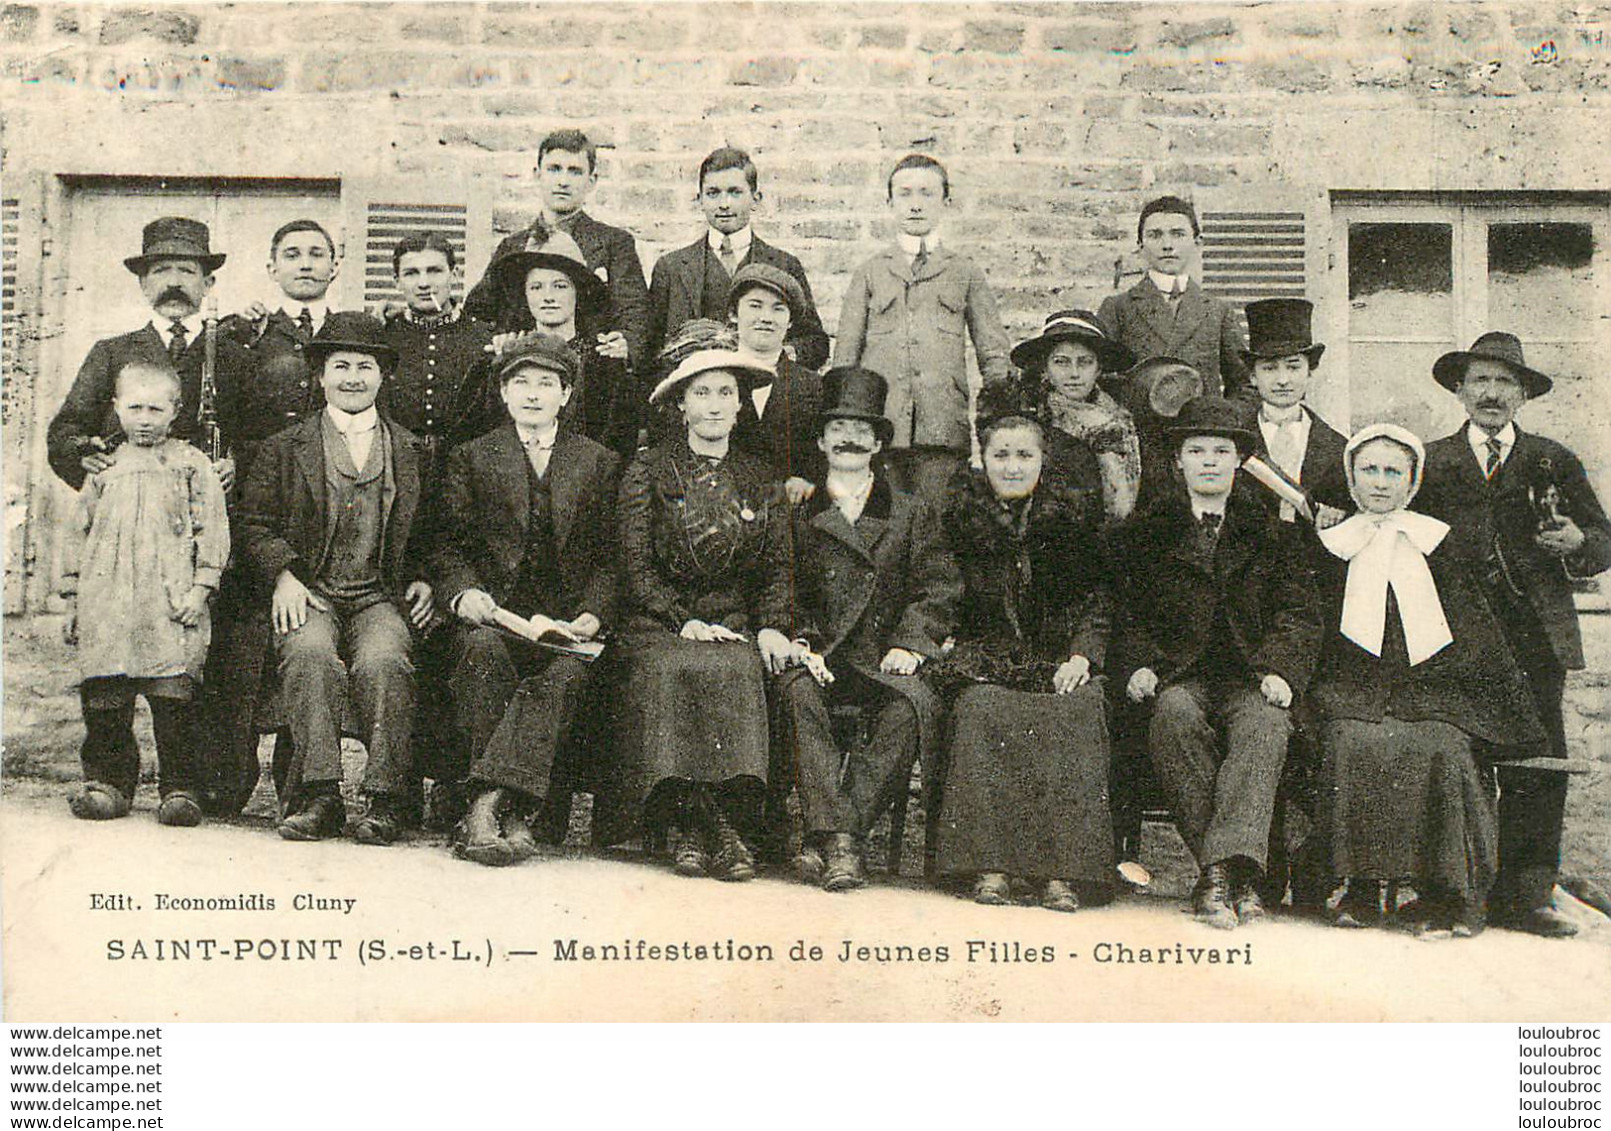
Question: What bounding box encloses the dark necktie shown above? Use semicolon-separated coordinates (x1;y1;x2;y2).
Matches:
912;238;929;274
1198;511;1222;534
1484;436;1503;480
297;307;315;338
167;319;188;364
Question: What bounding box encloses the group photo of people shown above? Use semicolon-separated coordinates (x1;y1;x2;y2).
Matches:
43;127;1609;943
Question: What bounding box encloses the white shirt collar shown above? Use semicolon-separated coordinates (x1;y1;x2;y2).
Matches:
897;231;942;259
708;225;753;259
515;421;559;450
1149;270;1190;296
1469;421;1517;459
153;313;203;346
1259;403;1307;426
325;405;378;436
281;300;331;327
1190;497;1228;520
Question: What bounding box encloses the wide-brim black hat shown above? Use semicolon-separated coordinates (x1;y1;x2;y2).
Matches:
1433;331;1552;399
1240;297;1324;367
1166;395;1258;457
816;365;894;444
123;216;226;275
304;311;399;374
1010;309;1134;373
489;228;607;314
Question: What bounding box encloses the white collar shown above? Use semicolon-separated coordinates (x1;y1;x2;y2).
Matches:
897;231;942;258
515;422;559;450
1259;403;1307;426
708;226;753;257
1148;270;1190;296
325;405;378;436
281;300;331;326
1469;421;1517;454
826;471;874;501
1189;498;1228;520
1319;509;1453;666
153;313;203;343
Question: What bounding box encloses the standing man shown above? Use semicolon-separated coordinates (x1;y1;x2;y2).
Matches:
1420;333;1611;938
47;217;251;492
768;366;961;891
236;313;435;844
465;129;651;374
648;146;830;369
1098;196;1250;401
1111;396;1322;929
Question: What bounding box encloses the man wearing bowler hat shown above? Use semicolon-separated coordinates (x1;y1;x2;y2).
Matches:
767;366;961;891
236;313;436;845
1239;298;1350;526
1111;396;1322;928
1419;333;1611;937
47;217;253;492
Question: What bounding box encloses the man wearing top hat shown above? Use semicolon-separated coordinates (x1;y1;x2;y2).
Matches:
1110;396;1323;928
1418;333;1611;937
1238;298;1350;526
767;366;962;891
432;333;621;866
236;313;435;845
47;217;254;492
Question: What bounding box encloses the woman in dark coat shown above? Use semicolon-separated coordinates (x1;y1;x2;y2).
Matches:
930;381;1117;912
1311;423;1545;936
596;347;796;881
448;220;636;456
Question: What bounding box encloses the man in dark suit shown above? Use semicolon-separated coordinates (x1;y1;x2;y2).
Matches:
47;217;252;491
1098;196;1250;402
1239;298;1350;525
236;313;436;845
1419;333;1611;937
431;335;622;866
647;147;830;370
464;128;652;371
767;367;962;891
1112;396;1323;929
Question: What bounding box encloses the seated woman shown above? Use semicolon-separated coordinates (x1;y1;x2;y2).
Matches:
930;380;1117;912
595;346;797;881
449;220;636;456
1311;423;1544;936
1009;310;1140;521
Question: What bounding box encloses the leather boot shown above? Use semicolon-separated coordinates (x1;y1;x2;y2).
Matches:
457;789;515;867
710;810;756;882
1192;862;1237;930
1232;859;1267;925
278;793;346;842
503;799;539;862
822;834;866;893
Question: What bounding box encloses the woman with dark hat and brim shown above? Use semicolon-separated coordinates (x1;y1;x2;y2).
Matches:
594;346;798;881
449;220;637;456
930;378;1117;912
1011;309;1141;521
1308;423;1545;936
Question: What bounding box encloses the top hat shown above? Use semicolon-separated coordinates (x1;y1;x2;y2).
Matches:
489;223;607;314
123;217;227;275
816;366;894;444
1241;298;1324;366
494;332;581;387
1010;309;1134;374
728;263;807;324
1110;355;1204;423
1432;331;1552;399
304;311;399;374
974;375;1048;434
1166;395;1258;457
648;349;774;407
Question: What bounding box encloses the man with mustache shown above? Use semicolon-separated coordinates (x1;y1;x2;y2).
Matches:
1419;334;1611;937
47;217;253;492
766;366;961;891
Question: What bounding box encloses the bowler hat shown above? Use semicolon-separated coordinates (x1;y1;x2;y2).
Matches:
1167;395;1258;457
816;366;894;444
1433;331;1552;399
1111;355;1204;422
1240;298;1324;367
1010;309;1134;374
728;263;806;324
304;311;399;374
648;349;773;407
494;332;581;387
123;216;226;275
489;223;607;314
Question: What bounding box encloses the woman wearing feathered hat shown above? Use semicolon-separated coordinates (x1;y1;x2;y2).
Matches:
594;341;797;882
929;377;1116;912
1309;423;1544;936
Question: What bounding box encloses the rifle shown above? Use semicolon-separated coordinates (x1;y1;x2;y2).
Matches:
199;296;226;463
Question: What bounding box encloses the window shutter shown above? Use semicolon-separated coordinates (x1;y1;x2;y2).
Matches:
1199;210;1308;303
339;179;492;313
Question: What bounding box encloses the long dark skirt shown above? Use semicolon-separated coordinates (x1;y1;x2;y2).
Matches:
593;630;769;846
934;682;1115;885
1317;716;1497;907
